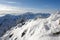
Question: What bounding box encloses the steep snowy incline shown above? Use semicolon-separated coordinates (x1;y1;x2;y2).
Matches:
0;12;50;37
1;11;60;40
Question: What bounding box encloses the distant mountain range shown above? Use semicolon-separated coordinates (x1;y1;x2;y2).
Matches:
0;12;50;37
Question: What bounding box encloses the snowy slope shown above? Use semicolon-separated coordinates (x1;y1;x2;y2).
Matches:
0;12;50;37
0;11;60;40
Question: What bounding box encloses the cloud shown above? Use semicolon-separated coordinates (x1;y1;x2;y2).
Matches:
7;1;16;4
0;4;58;15
0;0;17;4
0;4;20;14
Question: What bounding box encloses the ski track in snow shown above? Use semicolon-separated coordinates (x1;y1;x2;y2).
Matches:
0;11;60;40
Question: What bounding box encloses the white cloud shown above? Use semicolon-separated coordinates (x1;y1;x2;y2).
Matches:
0;4;58;15
7;1;16;4
0;0;17;4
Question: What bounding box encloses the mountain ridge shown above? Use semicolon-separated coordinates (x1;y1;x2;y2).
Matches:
0;12;50;37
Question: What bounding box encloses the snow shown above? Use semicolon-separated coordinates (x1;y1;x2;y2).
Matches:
0;11;60;40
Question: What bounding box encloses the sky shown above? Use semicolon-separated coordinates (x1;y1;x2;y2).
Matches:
0;0;60;14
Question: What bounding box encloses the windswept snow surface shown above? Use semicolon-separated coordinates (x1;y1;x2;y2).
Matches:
0;11;60;40
0;12;50;37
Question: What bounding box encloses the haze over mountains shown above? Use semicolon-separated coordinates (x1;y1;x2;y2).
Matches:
0;11;60;40
0;0;60;40
0;12;50;37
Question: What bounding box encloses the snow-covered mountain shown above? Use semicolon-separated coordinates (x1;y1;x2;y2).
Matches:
0;12;50;37
0;11;60;40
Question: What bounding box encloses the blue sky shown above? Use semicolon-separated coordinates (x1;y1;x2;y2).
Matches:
0;0;60;14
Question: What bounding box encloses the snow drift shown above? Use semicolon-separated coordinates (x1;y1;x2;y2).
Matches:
0;11;60;40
